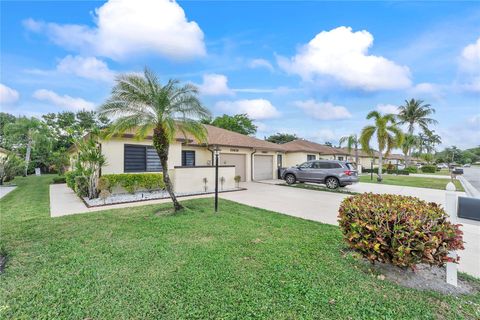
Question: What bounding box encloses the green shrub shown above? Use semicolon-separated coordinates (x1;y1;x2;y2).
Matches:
385;169;410;175
100;173;165;194
74;176;89;197
65;170;82;189
97;176;111;192
421;165;436;173
405;166;418;173
338;193;464;268
51;176;66;184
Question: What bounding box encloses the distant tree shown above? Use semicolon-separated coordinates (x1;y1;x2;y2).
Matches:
0;113;17;146
4;117;46;176
0;152;24;185
397;99;438;135
325;142;333;147
99;68;210;211
266;133;298;144
204;114;257;136
339;134;359;165
360;111;404;180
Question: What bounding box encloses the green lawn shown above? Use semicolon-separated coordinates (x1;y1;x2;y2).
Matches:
359;174;464;191
415;169;451;176
1;176;479;319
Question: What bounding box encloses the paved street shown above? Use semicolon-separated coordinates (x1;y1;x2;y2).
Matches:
463;167;480;193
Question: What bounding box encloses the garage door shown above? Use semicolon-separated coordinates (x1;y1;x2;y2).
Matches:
220;154;246;182
254;155;273;180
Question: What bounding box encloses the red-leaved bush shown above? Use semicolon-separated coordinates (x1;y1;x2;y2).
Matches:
338;193;464;269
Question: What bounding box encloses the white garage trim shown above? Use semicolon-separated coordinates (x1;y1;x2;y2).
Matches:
253;155;273;180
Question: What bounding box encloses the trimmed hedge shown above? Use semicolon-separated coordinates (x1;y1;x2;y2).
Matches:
65;170;82;189
51;176;66;184
421;165;436;173
405;166;418;173
99;173;165;194
338;193;464;268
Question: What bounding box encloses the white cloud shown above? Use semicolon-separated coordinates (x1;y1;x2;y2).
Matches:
0;84;20;105
24;0;205;61
294;99;352;120
410;82;443;98
438;114;480;149
57;55;115;82
376;104;399;115
248;59;274;72
314;129;336;143
458;38;480;92
198;74;233;96
215;99;280;120
278;26;412;91
254;121;268;132
459;37;480;73
33;89;95;111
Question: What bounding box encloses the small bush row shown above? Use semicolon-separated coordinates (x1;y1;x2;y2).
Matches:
51;176;66;184
420;165;437;173
362;168;409;175
405;166;418;173
338;193;464;268
98;173;165;194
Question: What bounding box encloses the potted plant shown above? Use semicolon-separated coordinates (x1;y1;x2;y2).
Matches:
234;175;241;188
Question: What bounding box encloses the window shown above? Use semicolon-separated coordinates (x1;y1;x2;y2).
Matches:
124;145;162;173
277;154;283;168
299;162;313;169
337;156;344;161
307;154;316;161
182;150;195;166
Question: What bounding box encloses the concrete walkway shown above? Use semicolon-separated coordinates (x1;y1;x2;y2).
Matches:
0;186;16;199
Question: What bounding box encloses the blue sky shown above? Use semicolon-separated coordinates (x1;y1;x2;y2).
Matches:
1;0;479;149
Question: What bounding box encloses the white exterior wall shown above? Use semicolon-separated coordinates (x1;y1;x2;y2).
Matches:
100;138;182;174
171;166;236;193
181;145;213;166
283;152;337;167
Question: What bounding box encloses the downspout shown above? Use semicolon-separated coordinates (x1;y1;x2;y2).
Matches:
250;149;257;181
207;145;215;165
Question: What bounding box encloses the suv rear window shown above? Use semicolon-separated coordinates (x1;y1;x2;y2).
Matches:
346;163;356;170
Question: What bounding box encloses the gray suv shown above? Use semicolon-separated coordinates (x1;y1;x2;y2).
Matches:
281;160;358;189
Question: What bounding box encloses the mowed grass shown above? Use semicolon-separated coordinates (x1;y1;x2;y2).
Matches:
359;174;464;191
1;176;479;319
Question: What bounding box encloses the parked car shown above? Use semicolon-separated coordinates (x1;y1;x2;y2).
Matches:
437;163;448;169
463;163;471;167
281;160;358;189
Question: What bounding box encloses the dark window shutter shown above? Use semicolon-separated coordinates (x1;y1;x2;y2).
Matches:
146;147;162;172
182;151;195;166
124;145;146;172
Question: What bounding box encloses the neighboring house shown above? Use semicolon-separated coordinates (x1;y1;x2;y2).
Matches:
281;139;343;166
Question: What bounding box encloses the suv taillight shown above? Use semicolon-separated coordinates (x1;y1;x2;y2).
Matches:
343;170;353;176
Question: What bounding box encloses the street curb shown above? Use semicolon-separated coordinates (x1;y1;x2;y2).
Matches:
458;176;480;198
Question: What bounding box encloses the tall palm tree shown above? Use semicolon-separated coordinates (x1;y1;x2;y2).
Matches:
397;99;438;135
360;111;404;180
99;68;211;211
425;130;442;154
339;134;359;166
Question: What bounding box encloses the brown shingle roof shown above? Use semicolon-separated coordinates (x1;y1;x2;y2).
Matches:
184;125;284;151
281;139;343;155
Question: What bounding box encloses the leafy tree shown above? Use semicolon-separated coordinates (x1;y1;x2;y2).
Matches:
266;133;298;144
397;99;438;135
75;132;106;199
339;134;359;165
360;111;404;180
50;148;70;175
4;117;46;176
99;68;210;211
0;112;17;146
325;142;333;147
204;114;256;136
0;152;24;185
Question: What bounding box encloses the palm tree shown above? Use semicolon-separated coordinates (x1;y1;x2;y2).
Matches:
339;134;359;166
397;99;438;135
99;68;211;211
401;134;416;167
425;130;442;154
360;111;404;180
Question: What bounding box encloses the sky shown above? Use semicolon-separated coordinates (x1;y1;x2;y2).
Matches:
1;0;479;149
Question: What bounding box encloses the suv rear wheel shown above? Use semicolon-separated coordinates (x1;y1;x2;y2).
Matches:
325;177;339;189
284;174;296;185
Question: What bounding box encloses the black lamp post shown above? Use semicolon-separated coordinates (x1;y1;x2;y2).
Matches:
214;145;220;212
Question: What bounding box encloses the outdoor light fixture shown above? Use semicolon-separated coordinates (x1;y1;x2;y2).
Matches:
213;145;221;212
